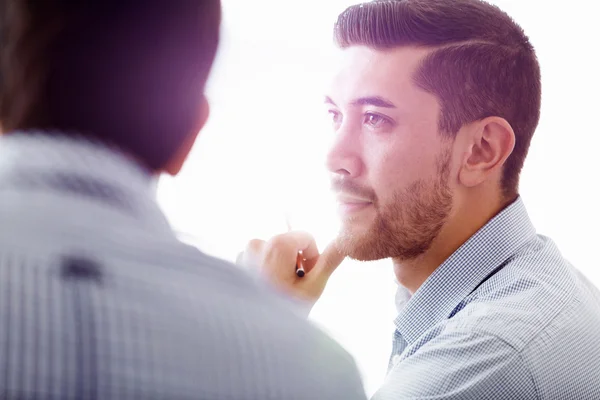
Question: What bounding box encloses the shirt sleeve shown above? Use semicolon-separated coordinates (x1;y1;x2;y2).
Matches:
373;330;538;400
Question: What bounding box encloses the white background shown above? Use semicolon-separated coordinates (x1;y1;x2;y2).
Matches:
158;0;600;396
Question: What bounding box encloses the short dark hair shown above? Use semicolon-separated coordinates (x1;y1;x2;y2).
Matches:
334;0;541;197
0;0;221;171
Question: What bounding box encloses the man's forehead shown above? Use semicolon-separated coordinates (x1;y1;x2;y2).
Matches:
326;46;431;102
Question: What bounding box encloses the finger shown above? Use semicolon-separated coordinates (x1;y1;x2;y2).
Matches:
264;231;319;262
309;241;345;280
239;239;266;268
283;231;319;260
246;238;266;255
262;231;318;278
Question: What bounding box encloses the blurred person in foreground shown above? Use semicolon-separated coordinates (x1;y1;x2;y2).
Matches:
240;1;600;398
0;1;367;399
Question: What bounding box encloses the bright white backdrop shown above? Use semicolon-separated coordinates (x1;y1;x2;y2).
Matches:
157;0;600;395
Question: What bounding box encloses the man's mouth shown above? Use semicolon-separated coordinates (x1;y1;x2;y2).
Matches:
335;193;373;215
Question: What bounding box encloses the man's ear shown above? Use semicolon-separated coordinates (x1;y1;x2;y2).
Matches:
163;95;210;176
458;117;515;188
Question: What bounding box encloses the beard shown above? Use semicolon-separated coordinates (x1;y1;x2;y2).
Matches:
335;149;453;262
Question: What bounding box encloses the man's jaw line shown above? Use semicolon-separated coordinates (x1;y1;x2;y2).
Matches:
391;196;510;294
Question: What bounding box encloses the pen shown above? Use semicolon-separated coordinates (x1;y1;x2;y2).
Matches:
285;214;305;278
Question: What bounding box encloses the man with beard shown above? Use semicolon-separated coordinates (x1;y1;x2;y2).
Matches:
240;0;600;398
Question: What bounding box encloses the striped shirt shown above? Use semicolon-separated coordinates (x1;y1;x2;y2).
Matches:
0;133;367;400
374;197;600;399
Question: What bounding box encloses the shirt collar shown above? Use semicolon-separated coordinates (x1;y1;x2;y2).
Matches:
393;197;536;345
0;131;171;234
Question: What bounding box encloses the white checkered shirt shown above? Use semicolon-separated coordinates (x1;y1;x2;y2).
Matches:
0;133;367;400
374;197;600;399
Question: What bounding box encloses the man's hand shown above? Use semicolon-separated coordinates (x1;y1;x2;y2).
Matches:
237;231;346;309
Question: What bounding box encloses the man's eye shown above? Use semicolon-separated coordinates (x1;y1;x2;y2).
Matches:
364;113;390;128
328;110;342;125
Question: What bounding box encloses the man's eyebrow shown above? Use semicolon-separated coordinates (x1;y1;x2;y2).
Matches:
351;96;396;108
324;96;337;106
324;96;396;109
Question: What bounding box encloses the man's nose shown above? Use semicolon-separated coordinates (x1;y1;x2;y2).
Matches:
325;125;363;178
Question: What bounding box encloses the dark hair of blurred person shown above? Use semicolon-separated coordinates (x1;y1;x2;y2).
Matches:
0;0;221;174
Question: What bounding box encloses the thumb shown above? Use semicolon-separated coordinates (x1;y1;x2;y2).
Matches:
309;241;346;281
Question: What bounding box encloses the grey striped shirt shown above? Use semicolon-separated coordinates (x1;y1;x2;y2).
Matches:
0;133;367;400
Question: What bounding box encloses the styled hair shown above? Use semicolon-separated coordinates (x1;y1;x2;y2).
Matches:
0;0;221;171
334;0;541;197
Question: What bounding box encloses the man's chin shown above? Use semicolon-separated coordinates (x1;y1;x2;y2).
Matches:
346;252;384;262
336;233;387;262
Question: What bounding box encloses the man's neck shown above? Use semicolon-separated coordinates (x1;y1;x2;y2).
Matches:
393;193;517;294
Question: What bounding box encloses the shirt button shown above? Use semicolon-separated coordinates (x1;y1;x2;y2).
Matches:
391;355;402;366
